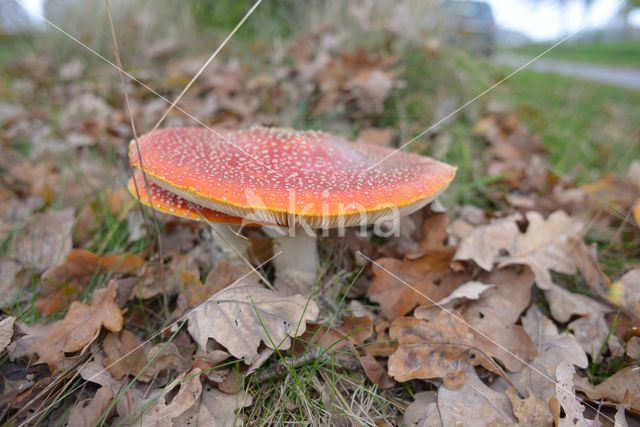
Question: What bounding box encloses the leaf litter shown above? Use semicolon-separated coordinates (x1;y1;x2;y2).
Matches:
1;15;640;427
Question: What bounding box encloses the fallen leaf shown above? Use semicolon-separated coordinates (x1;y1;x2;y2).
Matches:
367;249;470;319
453;214;522;271
37;249;144;315
185;385;252;427
626;336;640;360
10;208;75;272
403;391;440;427
67;386;113;427
0;259;29;308
461;267;537;372
610;269;640;314
568;315;610;357
554;361;590;427
436;367;516;426
545;284;610;324
505;387;552;426
438;281;494;305
0;316;16;353
388;310;493;389
510;307;587;400
574;366;640;412
357;354;395;389
103;330;188;382
455;211;583;290
187;279;318;363
633;199;640;226
139;369;203;427
9;282;123;370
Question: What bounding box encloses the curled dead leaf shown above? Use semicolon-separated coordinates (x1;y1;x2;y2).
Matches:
187;280;318;363
455;211;583;290
10;208;75;272
9;282;123;370
388;310;493;389
103;330;188;382
37;249;144;315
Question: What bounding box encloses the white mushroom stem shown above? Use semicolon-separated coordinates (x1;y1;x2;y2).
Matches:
263;226;319;296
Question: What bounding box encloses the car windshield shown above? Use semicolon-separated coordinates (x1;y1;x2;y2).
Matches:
442;1;494;19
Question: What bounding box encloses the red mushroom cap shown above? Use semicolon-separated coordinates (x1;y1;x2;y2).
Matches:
129;127;456;227
127;170;244;224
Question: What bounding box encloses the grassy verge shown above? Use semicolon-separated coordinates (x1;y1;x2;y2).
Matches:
497;67;640;182
507;41;640;69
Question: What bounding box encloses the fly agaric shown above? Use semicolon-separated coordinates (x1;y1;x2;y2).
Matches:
128;170;254;263
129;127;456;294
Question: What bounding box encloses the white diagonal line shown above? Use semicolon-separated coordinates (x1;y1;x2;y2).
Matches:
360;0;625;176
13;0;282;177
18;252;281;427
356;250;615;424
151;0;263;131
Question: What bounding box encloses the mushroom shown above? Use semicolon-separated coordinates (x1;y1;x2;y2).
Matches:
129;127;456;295
127;170;254;265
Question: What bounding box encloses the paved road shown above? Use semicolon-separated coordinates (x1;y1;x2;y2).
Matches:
495;53;640;90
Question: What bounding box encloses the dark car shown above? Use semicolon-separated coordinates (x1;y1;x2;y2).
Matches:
440;0;496;56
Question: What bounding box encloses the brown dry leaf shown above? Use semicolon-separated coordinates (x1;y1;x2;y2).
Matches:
9;282;123;370
509;307;587;400
103;330;188;382
505;387;553;426
453;214;522;271
455;211;583;290
10;208;75;272
357;354;395;389
437;367;516;426
37;249;144;315
139;369;203;427
461;267;537;372
545;284;610;324
403;391;440;427
367;249;470;319
554;361;591;427
633;198;640;226
437;281;494;305
178;384;253;427
610;269;640;314
0;259;29;308
67;386;114;427
175;258;250;315
574;366;640;412
388;310;493;389
187;279;318;363
476;112;548;192
0;316;15;353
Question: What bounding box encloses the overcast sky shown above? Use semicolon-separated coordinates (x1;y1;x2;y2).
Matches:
18;0;639;41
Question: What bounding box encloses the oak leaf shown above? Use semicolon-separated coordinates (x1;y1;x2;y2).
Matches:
10;208;75;271
187;280;318;363
461;267;537;372
103;330;188;382
388;310;492;389
574;366;640;412
9;282;123;370
67;386;114;427
367;249;470;319
436;368;516;426
455;211;583;289
37;249;144;315
509;307;587;400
